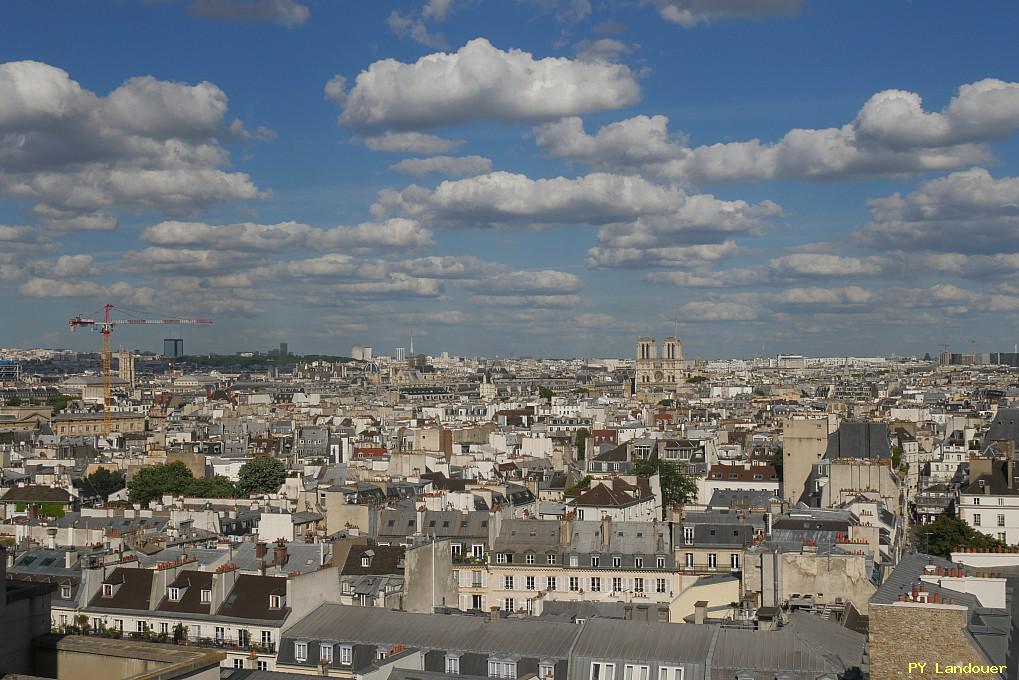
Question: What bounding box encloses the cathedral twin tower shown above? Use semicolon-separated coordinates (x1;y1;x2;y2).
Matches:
635;336;687;391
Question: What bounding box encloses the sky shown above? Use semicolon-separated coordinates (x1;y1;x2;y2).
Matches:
1;0;1018;360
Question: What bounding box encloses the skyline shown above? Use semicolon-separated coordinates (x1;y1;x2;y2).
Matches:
2;1;1019;359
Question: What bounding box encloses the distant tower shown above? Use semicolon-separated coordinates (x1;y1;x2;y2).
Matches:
395;347;406;362
117;350;135;389
163;338;183;358
635;334;685;392
279;342;288;357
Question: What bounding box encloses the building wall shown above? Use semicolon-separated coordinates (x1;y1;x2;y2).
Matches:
958;492;1019;545
869;602;999;679
744;550;876;613
668;576;740;623
404;539;458;613
781;418;829;504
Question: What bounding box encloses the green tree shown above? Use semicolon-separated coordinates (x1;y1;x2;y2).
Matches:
921;515;1006;558
86;468;126;500
538;386;554;401
6;396;22;406
566;475;592;495
127;461;195;505
769;446;784;477
634;458;698;507
891;445;905;471
574;427;590;460
686;375;708;384
186;475;237;498
237;456;287;496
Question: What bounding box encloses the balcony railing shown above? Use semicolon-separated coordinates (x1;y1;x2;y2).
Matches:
56;628;275;654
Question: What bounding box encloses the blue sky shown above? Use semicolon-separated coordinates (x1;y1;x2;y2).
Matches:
1;0;1018;359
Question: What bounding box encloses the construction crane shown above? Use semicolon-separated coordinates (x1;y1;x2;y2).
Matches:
68;304;213;437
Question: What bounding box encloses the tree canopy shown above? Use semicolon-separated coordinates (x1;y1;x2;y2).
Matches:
237;456;287;496
921;515;1007;558
574;427;590;460
127;461;238;505
634;457;698;507
86;468;125;500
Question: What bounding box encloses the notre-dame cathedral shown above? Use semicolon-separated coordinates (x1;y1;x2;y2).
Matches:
635;335;690;391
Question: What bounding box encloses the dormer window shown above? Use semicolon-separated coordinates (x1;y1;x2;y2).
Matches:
168;587;182;602
269;594;283;609
362;556;371;567
60;585;72;599
200;589;211;603
102;583;114;598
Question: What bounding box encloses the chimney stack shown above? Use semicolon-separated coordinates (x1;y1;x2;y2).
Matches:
255;542;268;559
274;539;288;568
694;601;707;625
601;516;611;550
46;527;58;550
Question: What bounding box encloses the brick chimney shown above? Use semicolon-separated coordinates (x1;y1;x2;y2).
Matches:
274;539;288;568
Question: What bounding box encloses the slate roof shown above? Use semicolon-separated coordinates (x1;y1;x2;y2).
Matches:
156;569;213;615
2;485;73;504
282;604;581;659
824;422;891;460
90;567;154;610
983;408;1019;449
217;574;288;621
340;544;405;576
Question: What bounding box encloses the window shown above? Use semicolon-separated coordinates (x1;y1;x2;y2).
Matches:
656;578;666;593
452;544;462;557
489;659;517;678
190;624;200;639
159;622;169;634
612;556;621;568
591;662;616;680
998;514;1006;527
92;618;102;631
295;641;308;662
503;598;515;612
526;576;536;590
473;571;484;588
635;557;643;569
340;645;352;665
473;544;485;559
377;649;387;661
539;662;555;679
656;557;665;569
547;576;557;591
102;583;114;598
257;661;268;671
730;553;740;570
215;626;225;641
999;532;1007;542
233;659;243;669
526;553;536;565
591;555;600;567
999;498;1005;506
683;527;694;545
201;589;211;603
60;585;71;599
496;553;508;564
547;554;556;565
612;577;622;592
570;555;578;567
168;587;181;602
321;644;334;664
634;578;644;593
659;667;684;680
361;556;371;567
708;554;717;570
261;630;272;646
974;497;980;505
446;655;461;674
684;553;694;568
504;576;515;590
624;665;649;680
974;514;982;526
59;614;68;627
570;576;579;591
590;577;601;592
137;620;147;633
